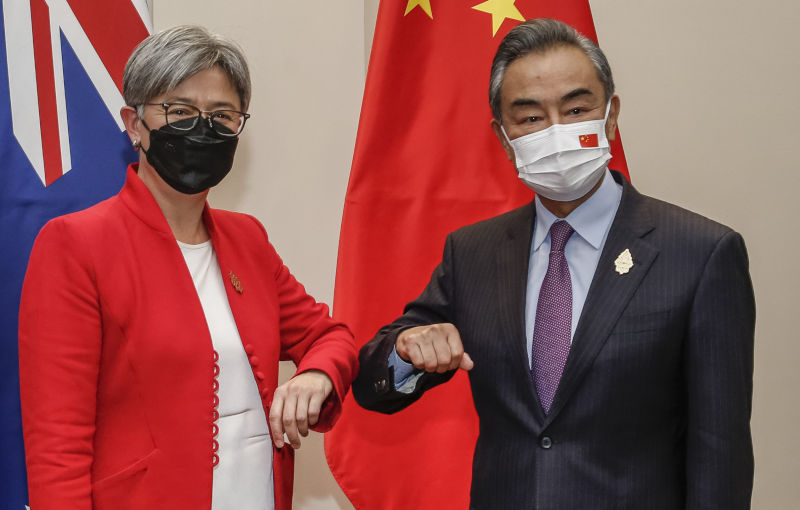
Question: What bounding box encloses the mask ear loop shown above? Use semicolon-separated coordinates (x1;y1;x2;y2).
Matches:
500;124;513;144
137;119;154;158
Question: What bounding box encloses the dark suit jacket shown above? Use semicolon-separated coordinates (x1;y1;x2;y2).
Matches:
353;171;755;509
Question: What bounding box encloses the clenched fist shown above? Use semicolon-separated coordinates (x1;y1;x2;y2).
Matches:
396;323;474;374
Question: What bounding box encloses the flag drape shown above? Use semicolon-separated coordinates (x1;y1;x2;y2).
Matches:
0;2;149;507
325;1;628;508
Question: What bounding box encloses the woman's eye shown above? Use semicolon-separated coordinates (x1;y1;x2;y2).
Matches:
568;108;583;115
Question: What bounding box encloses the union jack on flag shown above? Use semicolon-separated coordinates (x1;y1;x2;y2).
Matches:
0;1;151;507
4;0;150;185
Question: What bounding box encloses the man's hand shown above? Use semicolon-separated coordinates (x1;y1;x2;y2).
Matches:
396;323;474;373
268;369;333;449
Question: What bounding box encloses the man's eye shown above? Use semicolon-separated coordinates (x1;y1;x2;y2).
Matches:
212;112;232;121
525;116;541;123
568;108;583;115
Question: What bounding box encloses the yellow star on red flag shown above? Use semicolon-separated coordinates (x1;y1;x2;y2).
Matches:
472;0;525;36
405;0;433;19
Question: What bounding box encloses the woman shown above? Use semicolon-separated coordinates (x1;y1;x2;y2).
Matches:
18;26;357;510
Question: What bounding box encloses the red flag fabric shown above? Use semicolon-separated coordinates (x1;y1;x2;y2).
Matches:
325;1;629;508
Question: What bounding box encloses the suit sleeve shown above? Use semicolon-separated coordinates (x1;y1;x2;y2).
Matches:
685;230;755;509
352;234;459;414
19;219;101;510
251;217;358;431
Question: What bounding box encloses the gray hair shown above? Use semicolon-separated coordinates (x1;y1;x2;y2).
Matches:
123;25;251;115
489;18;614;121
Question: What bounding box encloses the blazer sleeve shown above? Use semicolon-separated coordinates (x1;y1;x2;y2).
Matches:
254;219;358;431
685;230;755;508
19;219;101;510
352;234;459;414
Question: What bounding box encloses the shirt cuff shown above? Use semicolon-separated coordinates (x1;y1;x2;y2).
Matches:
389;346;423;394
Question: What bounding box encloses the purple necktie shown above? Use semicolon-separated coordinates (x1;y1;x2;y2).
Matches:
532;220;575;414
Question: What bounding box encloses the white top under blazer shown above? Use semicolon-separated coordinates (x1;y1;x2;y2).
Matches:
178;240;274;510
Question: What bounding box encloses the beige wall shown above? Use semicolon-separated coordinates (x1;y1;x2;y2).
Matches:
154;1;799;508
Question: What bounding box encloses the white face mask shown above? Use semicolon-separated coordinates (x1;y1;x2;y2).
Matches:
502;103;612;202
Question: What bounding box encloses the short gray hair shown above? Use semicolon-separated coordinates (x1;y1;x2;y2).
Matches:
123;25;251;114
489;18;614;121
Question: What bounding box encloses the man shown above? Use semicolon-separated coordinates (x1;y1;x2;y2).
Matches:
353;18;755;509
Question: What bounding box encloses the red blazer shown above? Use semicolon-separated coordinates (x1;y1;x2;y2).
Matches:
19;165;358;510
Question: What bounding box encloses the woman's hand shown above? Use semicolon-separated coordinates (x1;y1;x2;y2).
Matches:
268;369;333;449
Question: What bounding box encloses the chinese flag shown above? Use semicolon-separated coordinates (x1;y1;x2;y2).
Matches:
580;133;600;147
325;1;628;508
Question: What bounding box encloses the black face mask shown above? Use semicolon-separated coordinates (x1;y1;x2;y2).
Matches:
141;117;239;195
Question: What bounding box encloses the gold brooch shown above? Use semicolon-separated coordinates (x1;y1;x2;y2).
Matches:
614;249;634;275
229;271;243;293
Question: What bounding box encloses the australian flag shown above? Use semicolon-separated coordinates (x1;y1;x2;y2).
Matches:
0;1;150;507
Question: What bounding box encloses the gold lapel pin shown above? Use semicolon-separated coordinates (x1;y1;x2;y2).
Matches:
229;271;244;293
614;249;634;275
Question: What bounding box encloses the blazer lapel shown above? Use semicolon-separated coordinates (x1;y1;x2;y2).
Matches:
204;208;252;336
544;178;658;425
495;203;547;425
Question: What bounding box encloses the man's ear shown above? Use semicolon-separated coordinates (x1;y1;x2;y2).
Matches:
605;95;620;142
490;118;515;162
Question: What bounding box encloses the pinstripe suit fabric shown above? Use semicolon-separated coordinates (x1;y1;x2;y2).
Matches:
354;171;755;509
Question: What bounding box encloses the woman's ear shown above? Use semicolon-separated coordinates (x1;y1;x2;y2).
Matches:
120;106;143;148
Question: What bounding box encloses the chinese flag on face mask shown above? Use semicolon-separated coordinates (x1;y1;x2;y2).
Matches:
325;1;628;508
580;133;600;147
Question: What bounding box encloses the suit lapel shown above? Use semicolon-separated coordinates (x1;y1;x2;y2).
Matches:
495;203;547;424
544;178;658;425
